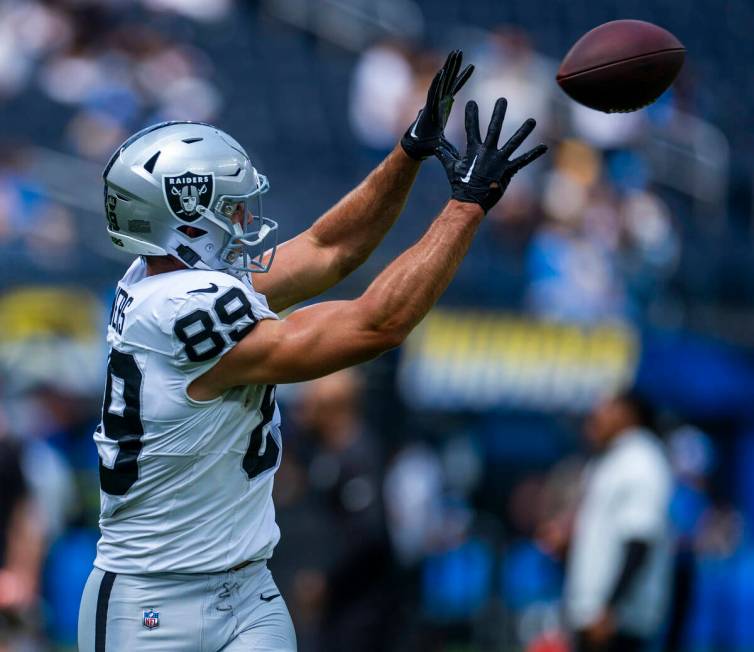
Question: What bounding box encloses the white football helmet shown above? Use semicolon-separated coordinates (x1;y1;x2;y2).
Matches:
103;121;277;276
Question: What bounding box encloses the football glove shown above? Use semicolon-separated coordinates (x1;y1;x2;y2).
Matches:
400;49;474;161
436;98;547;213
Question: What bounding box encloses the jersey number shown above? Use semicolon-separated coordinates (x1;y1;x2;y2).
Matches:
100;350;144;495
99;288;273;495
173;287;257;362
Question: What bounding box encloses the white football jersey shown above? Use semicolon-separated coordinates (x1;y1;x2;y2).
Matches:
94;258;282;574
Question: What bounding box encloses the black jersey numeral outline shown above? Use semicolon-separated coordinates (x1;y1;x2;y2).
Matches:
99;350;144;495
174;287;257;361
243;385;281;480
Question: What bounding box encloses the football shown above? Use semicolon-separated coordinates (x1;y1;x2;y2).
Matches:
556;19;685;113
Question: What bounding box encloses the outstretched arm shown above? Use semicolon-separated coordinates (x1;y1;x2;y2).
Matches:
252;145;420;313
253;50;474;313
195;198;484;394
191;97;546;397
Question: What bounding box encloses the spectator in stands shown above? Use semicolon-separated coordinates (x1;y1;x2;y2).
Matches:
664;426;714;652
0;422;45;651
457;26;555;144
617;188;679;314
526;140;628;322
40;18;221;160
140;0;233;22
349;39;416;152
0;0;71;98
564;391;673;652
288;369;392;652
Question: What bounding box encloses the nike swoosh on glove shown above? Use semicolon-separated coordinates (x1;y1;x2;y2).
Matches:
435;98;548;213
400;50;474;161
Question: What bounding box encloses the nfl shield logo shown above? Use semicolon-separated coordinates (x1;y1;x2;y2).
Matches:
143;608;159;630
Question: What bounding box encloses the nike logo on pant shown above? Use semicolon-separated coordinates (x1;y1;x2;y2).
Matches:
260;593;280;602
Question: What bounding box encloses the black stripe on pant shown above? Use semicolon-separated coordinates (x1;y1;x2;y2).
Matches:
95;571;117;652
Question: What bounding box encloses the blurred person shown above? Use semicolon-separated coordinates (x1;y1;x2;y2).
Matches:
459;27;556;144
664;426;714;652
527;631;570;652
685;502;753;651
349;39;415;152
617;189;680;314
293;370;391;652
502;475;564;650
525;141;662;323
77;50;546;650
141;0;233;22
0;145;32;245
383;441;445;566
40;17;143;159
0;0;72;98
13;385;82;541
568;104;645;151
37;5;120;107
0;425;45;651
0;145;78;269
564;391;673;652
40;17;222;160
16;386;95;647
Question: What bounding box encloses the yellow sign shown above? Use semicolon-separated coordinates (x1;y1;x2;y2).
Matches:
399;310;639;412
0;287;105;394
0;287;102;341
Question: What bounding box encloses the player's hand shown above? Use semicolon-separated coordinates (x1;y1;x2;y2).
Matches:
436;98;547;213
400;49;474;161
0;569;35;611
585;609;617;647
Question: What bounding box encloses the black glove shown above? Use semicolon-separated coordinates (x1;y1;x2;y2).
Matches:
436;99;547;213
401;50;474;161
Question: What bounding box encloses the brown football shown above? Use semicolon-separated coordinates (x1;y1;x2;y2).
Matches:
556;20;685;113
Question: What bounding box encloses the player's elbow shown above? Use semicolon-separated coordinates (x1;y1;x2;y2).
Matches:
334;244;370;280
308;232;369;282
371;324;408;353
356;328;406;360
353;298;412;354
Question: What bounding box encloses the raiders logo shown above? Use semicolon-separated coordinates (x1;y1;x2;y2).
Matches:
163;171;214;222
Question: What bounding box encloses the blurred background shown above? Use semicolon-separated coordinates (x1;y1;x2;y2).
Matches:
0;0;753;650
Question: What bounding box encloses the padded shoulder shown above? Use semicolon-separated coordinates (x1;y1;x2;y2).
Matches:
115;268;277;369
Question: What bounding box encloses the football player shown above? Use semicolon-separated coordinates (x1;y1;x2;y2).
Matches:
77;51;546;651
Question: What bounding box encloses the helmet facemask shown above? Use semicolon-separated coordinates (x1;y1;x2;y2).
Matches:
196;173;278;276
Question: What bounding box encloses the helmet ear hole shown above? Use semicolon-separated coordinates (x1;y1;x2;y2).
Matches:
177;225;207;239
